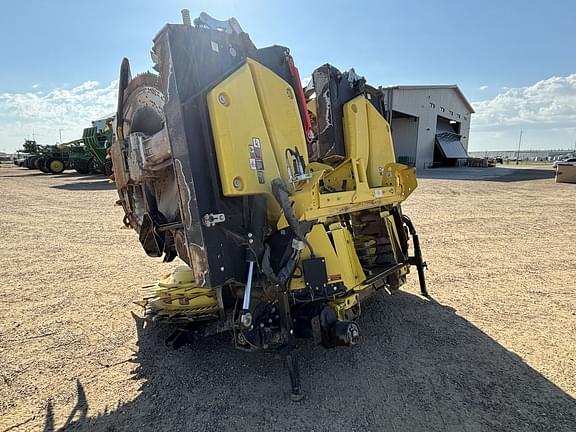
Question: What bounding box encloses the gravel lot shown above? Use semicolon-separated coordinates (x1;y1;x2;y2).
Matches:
0;164;575;431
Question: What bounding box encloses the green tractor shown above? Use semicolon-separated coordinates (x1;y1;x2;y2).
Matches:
35;144;70;174
67;140;93;174
20;140;43;169
17;140;70;174
82;116;114;176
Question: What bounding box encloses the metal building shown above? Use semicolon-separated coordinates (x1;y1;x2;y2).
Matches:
380;85;474;169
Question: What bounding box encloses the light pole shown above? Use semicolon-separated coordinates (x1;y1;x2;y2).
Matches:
59;128;63;144
516;130;523;165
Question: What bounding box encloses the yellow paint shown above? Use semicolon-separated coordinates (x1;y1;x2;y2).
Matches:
366;101;396;186
290;224;342;289
330;293;360;320
207;62;281;197
138;266;219;318
208;59;308;199
330;223;366;289
341;96;397;188
247;59;309;173
342;96;370;165
49;159;64;172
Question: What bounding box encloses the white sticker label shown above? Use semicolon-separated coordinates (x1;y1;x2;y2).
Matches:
374;189;384;198
211;41;219;52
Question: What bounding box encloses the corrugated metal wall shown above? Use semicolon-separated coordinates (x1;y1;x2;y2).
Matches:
384;87;472;169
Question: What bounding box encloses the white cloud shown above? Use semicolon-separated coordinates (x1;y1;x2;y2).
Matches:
32;83;40;89
479;85;488;91
469;74;576;151
0;80;118;151
472;74;576;130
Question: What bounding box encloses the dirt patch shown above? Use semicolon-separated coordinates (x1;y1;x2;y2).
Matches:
0;165;575;431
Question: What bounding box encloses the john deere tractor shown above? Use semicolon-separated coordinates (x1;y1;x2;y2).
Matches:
82;117;114;176
67;117;115;175
112;10;427;399
18;140;69;174
67;141;93;174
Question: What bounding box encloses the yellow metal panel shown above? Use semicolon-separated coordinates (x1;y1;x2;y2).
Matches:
343;96;370;162
247;59;309;183
330;293;360;320
331;223;366;288
366;102;396;187
321;159;356;192
290;224;343;290
397;164;417;199
207;62;281;196
290;223;366;290
384;214;401;263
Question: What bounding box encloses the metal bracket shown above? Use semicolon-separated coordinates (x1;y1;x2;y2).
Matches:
202;213;226;227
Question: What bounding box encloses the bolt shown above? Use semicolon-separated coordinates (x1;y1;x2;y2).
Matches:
240;312;252;328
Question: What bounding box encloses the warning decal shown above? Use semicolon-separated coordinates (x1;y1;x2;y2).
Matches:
249;137;265;184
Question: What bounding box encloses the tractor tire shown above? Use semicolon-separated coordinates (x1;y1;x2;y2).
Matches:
75;159;91;174
47;158;66;174
38;158;51;173
33;157;44;170
104;159;113;177
89;158;103;174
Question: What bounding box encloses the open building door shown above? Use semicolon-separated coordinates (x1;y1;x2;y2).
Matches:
433;117;468;166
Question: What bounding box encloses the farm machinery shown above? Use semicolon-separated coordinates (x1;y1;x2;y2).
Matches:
112;10;427;399
15;117;115;175
68;117;114;175
67;142;93;174
18;140;69;174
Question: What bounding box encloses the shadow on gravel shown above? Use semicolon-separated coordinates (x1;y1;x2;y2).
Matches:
43;292;576;432
51;173;103;179
0;171;98;179
419;167;555;182
0;171;48;178
50;181;115;191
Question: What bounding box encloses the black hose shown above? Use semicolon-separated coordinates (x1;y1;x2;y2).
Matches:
270;178;314;255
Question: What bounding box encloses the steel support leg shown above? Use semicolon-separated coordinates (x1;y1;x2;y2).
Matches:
278;291;303;400
402;215;429;297
240;261;255;328
285;352;303;401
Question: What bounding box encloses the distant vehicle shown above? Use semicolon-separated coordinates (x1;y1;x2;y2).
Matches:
553;157;576;168
14;153;31;166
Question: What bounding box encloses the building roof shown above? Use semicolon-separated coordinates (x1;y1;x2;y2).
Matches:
381;85;475;113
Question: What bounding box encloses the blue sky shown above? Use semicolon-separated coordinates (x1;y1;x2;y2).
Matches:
1;0;575;153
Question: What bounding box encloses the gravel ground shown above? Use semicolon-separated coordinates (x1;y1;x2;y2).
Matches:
0;164;575;431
